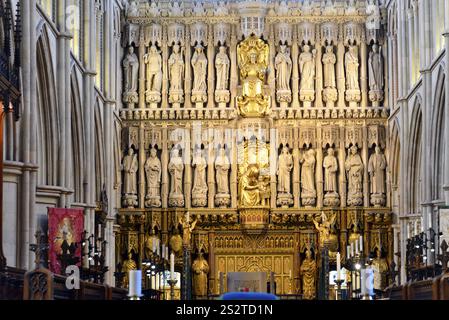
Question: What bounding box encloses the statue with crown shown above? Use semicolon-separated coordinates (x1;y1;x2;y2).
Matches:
237;35;271;118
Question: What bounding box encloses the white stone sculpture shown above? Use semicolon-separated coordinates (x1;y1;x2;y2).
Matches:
275;45;292;104
345;146;364;207
322;45;338;107
345;42;361;105
123;46;139;107
368;44;384;105
191;44;208;105
122;148;138;207
215;46;230;104
192;149;208;207
127;0;139;16
144;45;163;105
168;44;185;105
300;149;317;206
368;146;387;207
323;147;340;207
277;146;294;207
168;147;185;207
299;44;316;106
144;148;162;208
215;147;230;208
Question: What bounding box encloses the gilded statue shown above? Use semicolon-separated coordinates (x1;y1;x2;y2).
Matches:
122;251;137;288
192;252;210;297
179;213;198;247
372;248;388;290
312;212;336;249
236;35;270;117
300;248;317;300
239;164;269;207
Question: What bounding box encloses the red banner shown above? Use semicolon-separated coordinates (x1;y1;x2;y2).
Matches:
48;208;84;274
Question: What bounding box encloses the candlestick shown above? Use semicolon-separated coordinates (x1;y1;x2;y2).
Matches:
170;252;175;280
336;252;341;280
167;279;177;300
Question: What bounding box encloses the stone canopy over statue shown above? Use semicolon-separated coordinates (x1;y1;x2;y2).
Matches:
236;35;270;118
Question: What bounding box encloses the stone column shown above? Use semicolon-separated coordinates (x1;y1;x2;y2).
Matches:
230;126;238;208
139;125;145;208
293;134;301;208
336;29;346;108
291;29;300;109
184;125;192;208
229;25;238;110
184;32;192;109
207;26;215;109
208;132;215;209
161;26;169;109
314;28;323;108
161;127;169;208
444;29;449;204
316;127;323;208
138;39;146;109
362;127;369;207
338;127;347;208
360;36;368;108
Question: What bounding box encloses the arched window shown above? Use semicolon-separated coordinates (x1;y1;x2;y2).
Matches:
432;0;445;55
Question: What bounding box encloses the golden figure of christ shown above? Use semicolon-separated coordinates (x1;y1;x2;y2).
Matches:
237;35;271;118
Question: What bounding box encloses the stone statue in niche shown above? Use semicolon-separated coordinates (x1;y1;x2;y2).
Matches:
191;44;208;104
277;146;294;207
368;44;384;104
215;146;231;208
122;46;139;107
345;41;361;105
215;46;230;104
168;44;185;104
144;148;162;208
122;148;138;208
168;147;185;207
299;45;317;105
144;45;162;104
368;146;387;207
192;148;208;207
323;147;340;207
300;149;317;206
275;45;292;103
322;45;338;107
127;0;139;16
345;146;364;207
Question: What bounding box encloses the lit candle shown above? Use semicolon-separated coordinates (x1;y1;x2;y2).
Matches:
350;242;354;257
152;237;156;253
347;245;351;258
355;240;359;255
359;235;363;253
170;253;175;280
165;247;169;260
161;244;165;259
128;270;142;298
336;252;341;281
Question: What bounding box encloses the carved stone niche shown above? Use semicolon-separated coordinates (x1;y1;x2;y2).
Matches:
322;127;340;207
367;125;386;149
